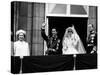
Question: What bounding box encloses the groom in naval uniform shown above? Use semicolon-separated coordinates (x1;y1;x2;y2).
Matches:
41;23;62;55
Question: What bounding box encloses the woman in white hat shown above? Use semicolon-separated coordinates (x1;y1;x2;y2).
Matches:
14;29;30;58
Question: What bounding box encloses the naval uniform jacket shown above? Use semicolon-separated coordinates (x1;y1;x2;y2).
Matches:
41;28;61;55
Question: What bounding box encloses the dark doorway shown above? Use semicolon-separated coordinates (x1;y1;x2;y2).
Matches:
48;16;88;50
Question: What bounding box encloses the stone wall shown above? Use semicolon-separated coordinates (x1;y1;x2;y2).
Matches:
11;2;45;56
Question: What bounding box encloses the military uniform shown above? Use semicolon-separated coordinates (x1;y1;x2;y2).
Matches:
41;29;61;55
87;30;97;54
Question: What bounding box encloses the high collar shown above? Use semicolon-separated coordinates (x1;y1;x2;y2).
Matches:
17;40;25;43
51;35;58;40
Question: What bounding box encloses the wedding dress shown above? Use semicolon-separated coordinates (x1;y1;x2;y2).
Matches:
62;26;86;55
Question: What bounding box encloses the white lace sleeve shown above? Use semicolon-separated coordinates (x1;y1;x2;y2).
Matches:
62;38;68;54
72;34;79;46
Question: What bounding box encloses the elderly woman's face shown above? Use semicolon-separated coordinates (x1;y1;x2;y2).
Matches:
18;33;25;41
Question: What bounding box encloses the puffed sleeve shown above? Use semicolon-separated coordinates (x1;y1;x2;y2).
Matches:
27;43;30;56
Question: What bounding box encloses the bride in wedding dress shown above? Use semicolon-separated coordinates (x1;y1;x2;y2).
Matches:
62;25;86;55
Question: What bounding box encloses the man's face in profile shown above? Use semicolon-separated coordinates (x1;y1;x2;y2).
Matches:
88;24;94;31
52;28;57;37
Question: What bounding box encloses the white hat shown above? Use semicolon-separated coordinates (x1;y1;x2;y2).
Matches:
16;29;26;35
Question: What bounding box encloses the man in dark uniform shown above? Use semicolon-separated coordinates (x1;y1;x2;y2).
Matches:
41;23;61;55
87;24;97;54
87;30;97;54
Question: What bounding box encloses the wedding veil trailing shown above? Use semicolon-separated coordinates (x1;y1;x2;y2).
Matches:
62;25;86;54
